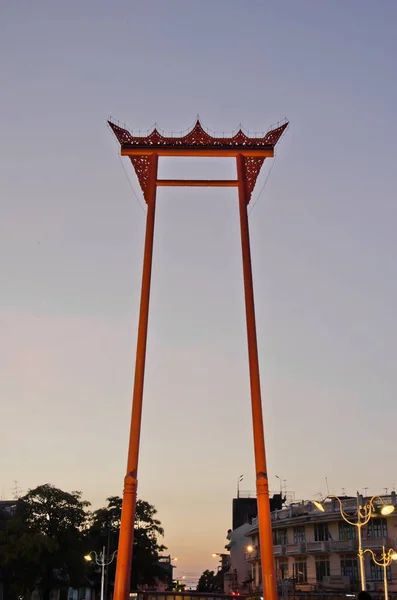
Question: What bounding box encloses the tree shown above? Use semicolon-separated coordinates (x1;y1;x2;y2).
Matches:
0;484;90;599
0;501;55;598
0;486;167;599
197;569;218;592
88;497;167;591
131;499;167;588
88;495;121;562
197;567;226;592
90;495;122;536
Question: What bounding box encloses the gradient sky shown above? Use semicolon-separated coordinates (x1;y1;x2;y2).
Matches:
1;0;397;585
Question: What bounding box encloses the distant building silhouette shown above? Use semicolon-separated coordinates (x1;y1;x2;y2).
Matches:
233;494;285;530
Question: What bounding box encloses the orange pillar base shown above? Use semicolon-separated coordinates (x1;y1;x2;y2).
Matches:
113;473;137;600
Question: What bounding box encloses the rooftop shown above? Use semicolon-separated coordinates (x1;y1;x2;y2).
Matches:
247;492;397;532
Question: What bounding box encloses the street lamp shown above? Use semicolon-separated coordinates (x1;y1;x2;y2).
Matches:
212;552;229;563
314;492;394;591
363;546;397;600
212;552;230;566
84;546;117;600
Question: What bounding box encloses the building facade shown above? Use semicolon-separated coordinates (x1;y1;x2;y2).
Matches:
224;523;253;594
223;494;285;594
246;493;397;594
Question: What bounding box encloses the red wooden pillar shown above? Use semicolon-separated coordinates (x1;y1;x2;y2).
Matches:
237;154;277;600
113;154;158;600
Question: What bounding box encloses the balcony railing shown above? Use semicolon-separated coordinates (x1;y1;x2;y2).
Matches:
285;542;307;555
244;551;260;561
244;537;397;564
306;541;329;553
273;545;286;556
362;537;394;550
329;539;357;552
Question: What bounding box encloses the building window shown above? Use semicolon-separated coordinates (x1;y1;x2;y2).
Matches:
370;560;391;582
293;526;306;543
279;561;288;580
294;561;307;582
314;523;329;541
339;521;357;540
315;558;330;582
341;556;359;582
273;528;288;545
367;518;387;539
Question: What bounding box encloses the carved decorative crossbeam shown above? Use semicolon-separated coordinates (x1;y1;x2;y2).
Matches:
108;118;288;203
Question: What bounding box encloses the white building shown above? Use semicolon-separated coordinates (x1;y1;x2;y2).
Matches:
246;492;397;594
224;523;253;593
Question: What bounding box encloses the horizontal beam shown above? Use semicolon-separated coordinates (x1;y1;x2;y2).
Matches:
121;147;274;158
156;179;238;187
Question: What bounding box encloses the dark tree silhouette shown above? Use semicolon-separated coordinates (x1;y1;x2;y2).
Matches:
0;486;167;599
88;496;168;592
0;484;90;599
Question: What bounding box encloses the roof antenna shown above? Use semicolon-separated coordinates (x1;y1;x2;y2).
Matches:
13;480;22;500
325;477;330;496
237;474;243;498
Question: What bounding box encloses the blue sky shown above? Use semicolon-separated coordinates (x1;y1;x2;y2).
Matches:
1;0;397;582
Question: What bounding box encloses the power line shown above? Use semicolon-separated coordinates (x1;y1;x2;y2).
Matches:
106;120;146;215
118;154;147;215
248;152;277;217
13;480;22;499
248;122;289;216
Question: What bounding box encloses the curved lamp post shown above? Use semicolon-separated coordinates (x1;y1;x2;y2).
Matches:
85;546;117;600
314;492;394;591
363;546;397;600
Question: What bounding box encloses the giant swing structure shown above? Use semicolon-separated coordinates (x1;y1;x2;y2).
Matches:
108;117;288;600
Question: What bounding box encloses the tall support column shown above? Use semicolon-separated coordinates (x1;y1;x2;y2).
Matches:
113;153;159;600
236;154;277;600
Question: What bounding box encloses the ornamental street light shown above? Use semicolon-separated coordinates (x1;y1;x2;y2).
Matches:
363;546;397;600
314;492;394;591
84;546;117;600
